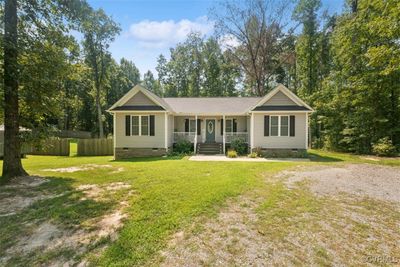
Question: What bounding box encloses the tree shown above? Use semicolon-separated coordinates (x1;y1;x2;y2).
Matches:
202;38;222;96
156;54;168;91
220;50;241;96
318;0;400;153
211;0;290;96
2;0;28;181
119;58;140;87
292;0;321;97
2;0;93;181
82;9;120;138
142;70;161;95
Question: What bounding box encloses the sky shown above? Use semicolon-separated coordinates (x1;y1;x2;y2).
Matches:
86;0;345;77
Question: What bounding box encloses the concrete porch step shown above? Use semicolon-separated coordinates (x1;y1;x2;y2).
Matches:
197;143;223;155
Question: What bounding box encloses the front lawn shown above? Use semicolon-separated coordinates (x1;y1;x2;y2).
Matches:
0;154;292;266
0;150;398;266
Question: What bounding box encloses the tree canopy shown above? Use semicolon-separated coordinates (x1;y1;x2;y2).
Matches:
1;0;399;180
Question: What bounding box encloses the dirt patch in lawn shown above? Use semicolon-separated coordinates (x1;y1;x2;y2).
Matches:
281;164;400;203
160;195;271;267
0;180;132;266
6;176;49;187
78;182;131;200
42;164;124;173
0;176;56;216
5;204;129;266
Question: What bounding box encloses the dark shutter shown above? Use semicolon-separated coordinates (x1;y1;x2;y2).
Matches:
150;115;155;136
185;119;189;132
290;115;295;136
125;115;131;136
233;119;237;132
197;119;201;135
264;115;270;136
220;119;223;135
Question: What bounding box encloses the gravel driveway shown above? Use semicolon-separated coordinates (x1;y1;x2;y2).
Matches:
282;164;400;203
159;163;400;266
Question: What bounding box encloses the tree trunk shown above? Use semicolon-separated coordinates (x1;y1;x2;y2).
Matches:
96;87;104;138
2;0;28;183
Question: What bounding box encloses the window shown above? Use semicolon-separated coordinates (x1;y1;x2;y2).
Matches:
189;119;196;133
270;116;279;136
225;119;233;134
131;115;150;136
132;116;139;136
141;116;149;136
280;116;289;136
270;115;290;137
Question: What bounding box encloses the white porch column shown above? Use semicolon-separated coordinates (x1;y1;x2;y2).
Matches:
223;115;226;154
194;115;198;154
305;113;309;149
165;112;168;152
250;113;254;151
113;113;116;159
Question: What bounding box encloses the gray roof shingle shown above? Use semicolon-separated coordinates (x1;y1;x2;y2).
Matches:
163;97;262;114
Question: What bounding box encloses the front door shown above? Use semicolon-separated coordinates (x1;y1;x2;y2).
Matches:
206;119;216;143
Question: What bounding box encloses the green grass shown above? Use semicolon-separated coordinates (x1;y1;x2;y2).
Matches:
0;154;293;266
0;149;398;266
308;149;400;166
69;139;78;156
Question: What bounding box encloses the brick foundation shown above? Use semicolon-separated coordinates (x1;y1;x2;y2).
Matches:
115;147;167;159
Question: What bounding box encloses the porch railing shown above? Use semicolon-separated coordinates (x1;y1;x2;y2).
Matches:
173;132;195;143
225;132;249;143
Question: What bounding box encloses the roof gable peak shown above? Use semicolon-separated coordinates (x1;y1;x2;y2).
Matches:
249;84;313;112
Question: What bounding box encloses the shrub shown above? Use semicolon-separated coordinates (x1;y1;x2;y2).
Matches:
227;150;238;158
248;152;258;158
230;137;247;155
372;137;397;157
253;147;263;157
174;139;193;154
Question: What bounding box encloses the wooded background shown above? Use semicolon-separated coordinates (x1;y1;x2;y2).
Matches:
0;0;399;154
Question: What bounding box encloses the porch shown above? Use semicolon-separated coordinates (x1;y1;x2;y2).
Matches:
172;115;249;154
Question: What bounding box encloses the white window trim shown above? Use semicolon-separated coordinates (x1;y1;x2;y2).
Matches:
225;118;234;134
270;115;290;137
131;115;150;136
189;119;197;134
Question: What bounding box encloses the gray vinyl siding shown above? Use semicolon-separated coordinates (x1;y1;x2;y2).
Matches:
263;91;297;106
123;91;157;106
253;113;307;149
115;112;165;148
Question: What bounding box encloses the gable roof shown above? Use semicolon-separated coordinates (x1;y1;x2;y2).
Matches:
108;84;172;111
250;84;313;111
108;84;313;114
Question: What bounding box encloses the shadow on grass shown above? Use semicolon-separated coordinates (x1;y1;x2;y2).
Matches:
307;152;343;162
112;155;187;163
0;176;117;265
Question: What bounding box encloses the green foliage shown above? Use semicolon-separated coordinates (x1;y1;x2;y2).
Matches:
173;139;193;154
248;152;258;158
293;0;322;97
142;70;162;96
82;8;121;138
156;33;240;97
293;0;400;154
230;138;248;155
372;138;397;157
227;149;238;158
253;147;263;157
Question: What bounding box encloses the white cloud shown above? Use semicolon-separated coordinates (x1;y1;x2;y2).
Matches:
128;16;213;48
219;34;241;51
